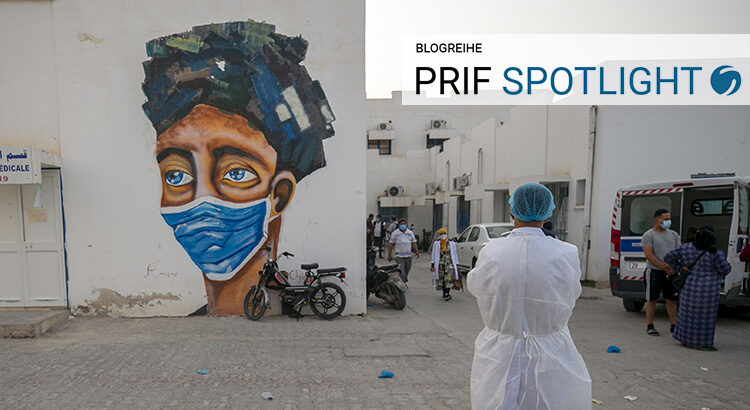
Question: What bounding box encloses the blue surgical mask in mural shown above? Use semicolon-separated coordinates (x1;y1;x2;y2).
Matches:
161;196;271;281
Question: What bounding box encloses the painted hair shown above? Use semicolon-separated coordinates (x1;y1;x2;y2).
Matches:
141;20;335;181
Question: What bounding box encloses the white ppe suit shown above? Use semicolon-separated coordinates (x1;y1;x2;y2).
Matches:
467;227;591;409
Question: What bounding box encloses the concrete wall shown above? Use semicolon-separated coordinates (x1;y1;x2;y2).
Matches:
0;1;60;154
588;106;750;281
1;0;366;316
367;92;510;155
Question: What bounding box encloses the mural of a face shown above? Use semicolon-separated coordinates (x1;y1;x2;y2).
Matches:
141;20;335;315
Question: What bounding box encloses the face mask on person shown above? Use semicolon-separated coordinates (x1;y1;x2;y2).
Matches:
660;220;672;230
161;196;270;281
439;234;448;241
399;224;407;231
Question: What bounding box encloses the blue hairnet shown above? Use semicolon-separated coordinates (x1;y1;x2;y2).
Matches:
509;183;555;221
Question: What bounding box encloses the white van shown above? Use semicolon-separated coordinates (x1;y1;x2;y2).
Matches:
609;176;749;312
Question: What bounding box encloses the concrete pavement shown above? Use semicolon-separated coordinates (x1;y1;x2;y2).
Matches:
1;258;749;409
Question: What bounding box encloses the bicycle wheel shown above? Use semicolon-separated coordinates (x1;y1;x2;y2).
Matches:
243;285;268;321
309;282;346;320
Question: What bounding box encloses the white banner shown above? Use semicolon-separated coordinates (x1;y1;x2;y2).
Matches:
402;34;750;105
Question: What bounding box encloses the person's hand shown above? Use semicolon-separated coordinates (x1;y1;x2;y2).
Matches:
388;254;392;262
415;252;420;259
430;266;435;272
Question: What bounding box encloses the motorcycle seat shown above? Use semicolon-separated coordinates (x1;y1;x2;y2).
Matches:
301;263;319;270
318;267;347;274
380;263;399;270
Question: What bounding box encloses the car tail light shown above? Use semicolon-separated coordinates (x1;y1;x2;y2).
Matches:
610;229;621;267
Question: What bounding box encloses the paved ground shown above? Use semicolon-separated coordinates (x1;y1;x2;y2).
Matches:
1;258;749;409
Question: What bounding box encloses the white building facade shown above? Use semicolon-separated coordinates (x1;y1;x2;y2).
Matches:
367;96;750;282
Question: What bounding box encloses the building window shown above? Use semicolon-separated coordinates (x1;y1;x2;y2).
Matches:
543;182;569;241
368;139;392;155
576;178;586;206
426;136;446;151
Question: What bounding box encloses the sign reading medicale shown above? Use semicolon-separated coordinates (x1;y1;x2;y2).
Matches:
401;35;750;105
0;146;45;184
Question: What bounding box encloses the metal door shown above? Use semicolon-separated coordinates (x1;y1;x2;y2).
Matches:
0;184;24;305
0;169;66;307
726;181;750;299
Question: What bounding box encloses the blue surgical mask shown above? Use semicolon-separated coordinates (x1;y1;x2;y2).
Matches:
399;224;407;231
161;196;271;281
661;220;672;230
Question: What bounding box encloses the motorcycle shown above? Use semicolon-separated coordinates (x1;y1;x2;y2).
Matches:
366;247;407;310
244;247;347;321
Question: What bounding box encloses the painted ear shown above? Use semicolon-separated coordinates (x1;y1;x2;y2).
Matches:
270;170;296;215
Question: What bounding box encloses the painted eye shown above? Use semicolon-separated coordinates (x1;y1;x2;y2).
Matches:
223;168;257;183
165;170;194;187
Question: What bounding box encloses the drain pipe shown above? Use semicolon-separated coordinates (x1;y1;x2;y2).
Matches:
581;105;597;281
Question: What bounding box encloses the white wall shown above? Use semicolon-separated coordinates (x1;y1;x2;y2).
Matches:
367;92;510;154
39;0;366;316
0;1;60;154
588;106;750;281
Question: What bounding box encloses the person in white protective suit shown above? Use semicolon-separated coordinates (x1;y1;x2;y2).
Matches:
467;183;591;410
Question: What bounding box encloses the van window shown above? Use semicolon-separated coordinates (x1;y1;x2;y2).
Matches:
739;186;749;235
621;194;681;237
690;199;732;216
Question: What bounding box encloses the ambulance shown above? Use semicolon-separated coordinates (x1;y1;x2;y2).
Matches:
609;175;750;311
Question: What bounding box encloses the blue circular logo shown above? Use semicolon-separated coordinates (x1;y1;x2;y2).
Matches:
710;65;741;95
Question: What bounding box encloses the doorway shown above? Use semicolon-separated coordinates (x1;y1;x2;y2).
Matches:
0;169;67;307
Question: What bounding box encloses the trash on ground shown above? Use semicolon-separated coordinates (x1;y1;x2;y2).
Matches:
378;370;394;378
700;367;709;372
592;398;604;405
68;315;75;319
366;304;374;307
606;345;621;353
261;392;273;400
197;369;210;375
624;395;638;401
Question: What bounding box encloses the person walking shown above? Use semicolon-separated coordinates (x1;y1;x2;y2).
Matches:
388;219;419;283
373;215;384;258
366;214;374;248
664;227;731;351
467;183;591;409
430;228;459;301
641;208;681;336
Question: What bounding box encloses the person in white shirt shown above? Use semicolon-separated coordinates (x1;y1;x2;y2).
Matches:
467;183;591;409
373;215;384;257
388;219;419;283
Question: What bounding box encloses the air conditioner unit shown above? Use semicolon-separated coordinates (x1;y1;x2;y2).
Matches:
377;121;393;131
431;119;446;129
425;182;437;195
386;185;405;197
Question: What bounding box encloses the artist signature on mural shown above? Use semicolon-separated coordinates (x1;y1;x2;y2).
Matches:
145;262;179;278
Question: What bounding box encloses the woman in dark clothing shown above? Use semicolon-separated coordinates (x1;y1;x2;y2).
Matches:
664;228;731;351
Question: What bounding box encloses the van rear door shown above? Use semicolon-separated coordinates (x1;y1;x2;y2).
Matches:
726;181;750;299
620;190;683;281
